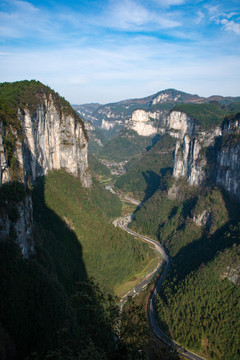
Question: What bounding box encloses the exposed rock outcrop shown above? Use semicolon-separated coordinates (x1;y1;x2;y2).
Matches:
222;265;240;286
101;119;116;130
172;110;240;202
0;193;34;258
216;117;240;199
15;97;91;187
126;109;159;136
1;95;91;188
0;125;10;184
166;111;195;139
0;81;92;257
193;209;212;228
172;111;223;188
173;135;206;186
152;93;181;105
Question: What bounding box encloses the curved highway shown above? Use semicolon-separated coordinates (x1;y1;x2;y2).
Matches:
114;213;206;360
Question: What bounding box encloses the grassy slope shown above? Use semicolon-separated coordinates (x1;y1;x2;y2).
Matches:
33;170;156;295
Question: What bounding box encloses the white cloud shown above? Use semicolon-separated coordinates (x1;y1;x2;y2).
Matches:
1;34;240;103
220;19;240;35
101;0;181;31
195;10;205;24
206;4;240;36
1;0;240;103
108;0;149;29
0;0;50;39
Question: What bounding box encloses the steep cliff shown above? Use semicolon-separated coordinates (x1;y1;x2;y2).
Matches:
173;135;205;186
166;110;195;139
0;82;91;188
172;110;240;202
126;109;159;136
0;80;91;256
0;185;34;258
216;114;240;199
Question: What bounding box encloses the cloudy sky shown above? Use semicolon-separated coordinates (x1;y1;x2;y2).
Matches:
0;0;240;104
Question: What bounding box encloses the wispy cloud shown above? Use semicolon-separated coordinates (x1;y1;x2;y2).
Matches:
220;19;240;35
0;0;51;40
195;10;205;24
0;0;240;103
97;0;181;31
206;3;240;36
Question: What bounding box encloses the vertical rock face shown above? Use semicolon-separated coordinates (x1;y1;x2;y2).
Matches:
173;135;206;186
0;194;34;258
1;95;91;188
172;110;223;188
216;144;240;197
0;82;92;257
19;97;91;187
0;124;10;184
172;110;240;201
14;194;34;258
166;111;195;139
126;109;159;136
216;117;240;199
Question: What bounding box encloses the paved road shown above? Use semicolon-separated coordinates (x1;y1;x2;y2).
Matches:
114;214;206;360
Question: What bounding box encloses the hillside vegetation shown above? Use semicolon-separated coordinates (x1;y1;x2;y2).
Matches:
157;224;240;360
88;154;111;179
173;102;240;130
130;178;240;359
99;129;155;162
33;170;155;295
115;134;176;200
0;170;156;359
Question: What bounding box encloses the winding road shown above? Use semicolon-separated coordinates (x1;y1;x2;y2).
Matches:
113;208;206;360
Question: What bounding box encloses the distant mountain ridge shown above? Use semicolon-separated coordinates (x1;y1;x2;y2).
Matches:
73;89;240;155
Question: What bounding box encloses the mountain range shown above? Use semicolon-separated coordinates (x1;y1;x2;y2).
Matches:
73;89;240;159
0;80;240;360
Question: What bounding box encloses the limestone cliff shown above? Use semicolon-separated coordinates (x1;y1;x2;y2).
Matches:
0;192;34;258
126;109;159;136
126;109;196;139
0;94;91;188
216;114;240;199
173;135;205;186
0;80;92;257
172;110;240;201
166;111;195;139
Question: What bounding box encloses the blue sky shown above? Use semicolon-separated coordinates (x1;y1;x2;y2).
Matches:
0;0;240;104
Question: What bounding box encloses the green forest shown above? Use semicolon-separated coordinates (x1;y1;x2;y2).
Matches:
130;177;240;359
0;170;157;359
115;134;175;200
173;102;240;130
99;129;156;162
33;170;155;294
